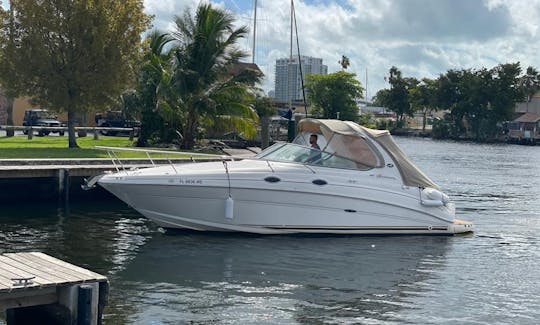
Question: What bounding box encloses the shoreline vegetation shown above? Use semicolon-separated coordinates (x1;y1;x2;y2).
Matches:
0;135;212;159
0;128;530;160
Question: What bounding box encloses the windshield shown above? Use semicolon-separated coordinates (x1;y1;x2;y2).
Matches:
34;111;56;119
256;143;375;170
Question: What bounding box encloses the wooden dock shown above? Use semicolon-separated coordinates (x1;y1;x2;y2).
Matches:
0;252;108;325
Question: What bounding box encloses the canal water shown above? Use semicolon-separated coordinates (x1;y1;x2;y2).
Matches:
1;138;539;324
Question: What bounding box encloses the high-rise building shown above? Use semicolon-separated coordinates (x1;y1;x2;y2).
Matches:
274;56;327;103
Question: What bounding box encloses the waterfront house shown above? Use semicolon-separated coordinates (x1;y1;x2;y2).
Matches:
506;112;540;144
506;90;540;144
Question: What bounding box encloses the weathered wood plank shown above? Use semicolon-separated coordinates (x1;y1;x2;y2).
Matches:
0;255;70;285
28;252;106;281
0;261;45;284
0;274;19;290
8;253;91;282
0;274;42;291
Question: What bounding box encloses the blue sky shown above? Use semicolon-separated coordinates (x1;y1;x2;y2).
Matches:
4;1;540;99
144;0;540;100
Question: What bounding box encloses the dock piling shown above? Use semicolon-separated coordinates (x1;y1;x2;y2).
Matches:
57;168;70;204
77;285;93;325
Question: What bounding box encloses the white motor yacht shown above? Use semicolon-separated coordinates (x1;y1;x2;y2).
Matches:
94;118;474;235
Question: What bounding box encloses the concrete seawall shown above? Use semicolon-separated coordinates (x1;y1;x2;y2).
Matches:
0;158;219;204
0;148;259;204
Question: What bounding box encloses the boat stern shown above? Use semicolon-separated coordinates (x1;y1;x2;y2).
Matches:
450;218;474;234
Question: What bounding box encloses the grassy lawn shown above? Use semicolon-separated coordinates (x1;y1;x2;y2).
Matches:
0;135;201;159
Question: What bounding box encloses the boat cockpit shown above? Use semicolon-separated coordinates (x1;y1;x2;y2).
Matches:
255;131;384;171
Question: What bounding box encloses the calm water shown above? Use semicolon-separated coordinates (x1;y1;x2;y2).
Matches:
1;138;539;324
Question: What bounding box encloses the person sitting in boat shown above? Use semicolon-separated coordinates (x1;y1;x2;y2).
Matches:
307;134;322;163
309;134;320;150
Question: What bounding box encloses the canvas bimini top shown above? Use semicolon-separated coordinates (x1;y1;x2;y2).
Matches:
296;118;439;189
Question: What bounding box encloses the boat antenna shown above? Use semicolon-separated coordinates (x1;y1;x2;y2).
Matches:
292;0;308;116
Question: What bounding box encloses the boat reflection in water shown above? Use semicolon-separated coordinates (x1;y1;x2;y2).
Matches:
118;232;452;324
96;119;473;235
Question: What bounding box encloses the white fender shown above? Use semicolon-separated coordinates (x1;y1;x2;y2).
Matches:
225;196;234;219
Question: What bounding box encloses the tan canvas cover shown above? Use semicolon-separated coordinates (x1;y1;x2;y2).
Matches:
297;119;439;189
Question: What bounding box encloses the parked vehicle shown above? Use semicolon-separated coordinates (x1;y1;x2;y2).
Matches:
95;111;140;136
22;109;65;136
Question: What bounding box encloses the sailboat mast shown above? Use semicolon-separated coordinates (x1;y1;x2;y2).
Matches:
365;67;368;101
290;0;293;61
292;1;308;115
252;0;257;63
288;0;293;110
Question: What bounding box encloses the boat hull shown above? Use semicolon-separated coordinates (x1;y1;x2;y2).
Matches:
99;179;472;235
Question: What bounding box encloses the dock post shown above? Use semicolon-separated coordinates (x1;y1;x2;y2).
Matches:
58;168;70;204
77;285;93;325
97;282;109;325
57;283;99;325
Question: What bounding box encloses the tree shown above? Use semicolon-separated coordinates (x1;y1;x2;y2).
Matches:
306;71;363;121
435;70;466;137
435;63;523;141
0;2;18;137
409;78;438;133
519;66;539;113
170;3;262;149
135;30;177;147
251;94;274;149
386;66;412;126
0;0;151;147
372;88;390;107
457;68;492;140
489;62;523;128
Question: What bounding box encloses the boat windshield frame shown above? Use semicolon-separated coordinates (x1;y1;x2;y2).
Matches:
255;142;378;171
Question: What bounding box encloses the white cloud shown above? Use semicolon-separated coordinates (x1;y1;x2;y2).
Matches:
143;0;540;100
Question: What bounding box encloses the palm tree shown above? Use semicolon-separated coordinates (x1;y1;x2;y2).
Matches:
339;55;350;70
520;66;540;112
136;30;176;146
170;3;261;149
